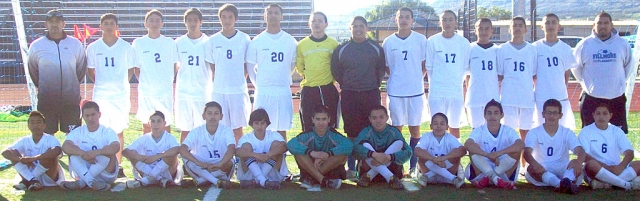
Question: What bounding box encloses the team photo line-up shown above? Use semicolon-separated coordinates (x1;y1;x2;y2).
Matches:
5;2;639;195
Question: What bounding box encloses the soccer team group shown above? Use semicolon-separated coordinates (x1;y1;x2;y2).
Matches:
3;2;640;196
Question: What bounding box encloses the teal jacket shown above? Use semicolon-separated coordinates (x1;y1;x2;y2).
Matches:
287;128;353;156
353;125;412;165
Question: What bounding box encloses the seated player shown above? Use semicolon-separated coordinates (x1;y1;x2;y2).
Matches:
414;113;466;188
353;105;412;190
523;99;585;194
288;105;353;190
2;111;64;191
123;111;182;188
579;103;640;190
60;101;120;191
236;108;289;190
179;101;236;188
464;99;523;189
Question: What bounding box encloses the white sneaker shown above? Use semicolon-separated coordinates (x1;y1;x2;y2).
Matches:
417;174;429;187
126;180;142;189
590;179;611;189
453;176;464;189
12;182;27;191
630;179;640;190
160;178;170;188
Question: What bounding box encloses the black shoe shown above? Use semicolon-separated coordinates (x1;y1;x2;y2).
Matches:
556;178;571;193
567;179;579;194
117;167;126;178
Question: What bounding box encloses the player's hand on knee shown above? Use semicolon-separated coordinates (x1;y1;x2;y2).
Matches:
310;151;329;160
314;159;324;169
371;160;382;167
531;164;545;175
612;164;626;175
486;152;500;161
436;161;446;168
254;153;270;163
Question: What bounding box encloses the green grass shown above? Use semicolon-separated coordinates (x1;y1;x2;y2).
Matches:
1;113;640;200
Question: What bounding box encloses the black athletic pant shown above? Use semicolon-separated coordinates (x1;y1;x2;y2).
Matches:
340;89;381;138
579;92;628;133
299;84;340;133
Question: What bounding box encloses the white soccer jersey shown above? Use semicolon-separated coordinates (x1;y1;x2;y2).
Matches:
245;30;297;88
468;124;521;153
183;123;235;163
175;34;212;100
425;33;470;99
237;130;285;153
132;35;179;97
383;31;427;97
525;125;580;165
532;40;577;101
8;134;60;157
496;42;537;108
65;125;119;151
416;132;462;157
465;43;500;107
206;30;251;94
127;131;179;156
578;123;633;166
86;38;137;100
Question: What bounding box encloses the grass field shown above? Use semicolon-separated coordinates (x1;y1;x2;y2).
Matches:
1;113;640;200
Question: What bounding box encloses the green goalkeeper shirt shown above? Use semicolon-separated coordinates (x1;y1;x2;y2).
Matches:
287;128;353;156
353;125;412;165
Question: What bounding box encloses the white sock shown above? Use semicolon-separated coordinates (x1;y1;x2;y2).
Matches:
248;162;266;186
425;171;436;178
186;160;219;184
150;160;169;179
542;172;561;188
89;156;110;177
140;176;156;185
619;167;638;181
366;158;393;182
595;168;631;189
261;162;274;178
563;168;576;181
135;161;153;176
425;161;456;182
384;140;403;154
69;156;96;187
494;156;516;175
13;162;35;181
31;163;48;178
470;155;497;179
363;143;375;151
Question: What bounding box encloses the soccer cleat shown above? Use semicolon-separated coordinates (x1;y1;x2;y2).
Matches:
389;176;405;190
60;180;82;191
240;180;257;189
556;178;571;193
590;179;611;189
27;180;43;191
160;178;170;188
496;178;514;189
346;170;358;181
126;180;142;189
630;179;640;190
92;181;111;191
453;176;464;189
472;177;490;188
117;167;126;178
299;177;313;189
216;180;231;189
264;181;281;190
325;179;342;190
568;182;579;194
12;182;27;191
417;174;429;187
408;168;418;179
357;174;371;187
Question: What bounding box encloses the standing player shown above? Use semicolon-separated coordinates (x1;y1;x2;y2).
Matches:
465;18;500;128
288;105;353;190
2;111;64;191
206;4;251;143
496;17;537;145
353;105;412;190
179;102;236;188
175;8;212;143
532;13;577;129
426;10;470;139
572;12;633;134
414;113;466;188
27;9;86;135
86;13;136;178
236;109;288;189
383;7;427;177
523;99;585;194
296;12;340;133
464;99;523;189
132;9;179;133
579;103;640;190
60;101;119;191
246;4;297;140
331;16;386;177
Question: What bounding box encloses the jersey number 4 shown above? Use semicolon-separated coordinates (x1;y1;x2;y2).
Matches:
209;150;220;158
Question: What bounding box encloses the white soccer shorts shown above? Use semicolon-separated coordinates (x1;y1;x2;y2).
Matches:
136;95;173;125
502;106;535;130
387;95;426;127
253;88;293;131
94;98;130;133
466;106;486;129
212;92;251;129
428;97;464;128
175;99;207;131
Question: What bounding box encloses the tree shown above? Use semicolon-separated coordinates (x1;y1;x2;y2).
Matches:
478;6;512;20
364;0;436;22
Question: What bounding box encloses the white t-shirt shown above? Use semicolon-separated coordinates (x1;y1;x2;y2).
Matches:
86;38;137;100
497;42;537;108
532;40;577;101
8;134;60;157
65;125;119;152
175;33;212;100
465;43;500;107
525;125;580;165
426;33;470;99
237;130;285;153
182;123;235;163
468;124;521;153
245;30;297;90
578;123;633;166
205;30;251;94
127;131;180;156
416;132;462;157
132;35;179;97
383;31;427;97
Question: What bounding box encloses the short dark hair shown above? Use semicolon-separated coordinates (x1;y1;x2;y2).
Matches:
100;13;118;25
218;3;238;19
311;11;328;23
596;11;613;23
511;16;526;26
593;102;611;114
265;4;283;14
475;17;492;27
248;108;271;126
203;101;223;114
484;99;503;114
312;105;330;117
397;7;414;19
543;13;559;22
351;16;368;27
431;112;449;125
82;101;100;113
369;105;388;116
184;8;203;23
145;9;163;22
543;99;562;113
441;10;457;19
150;110;165;121
28;111;45;121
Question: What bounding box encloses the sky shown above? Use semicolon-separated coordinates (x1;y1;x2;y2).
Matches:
315;0;437;16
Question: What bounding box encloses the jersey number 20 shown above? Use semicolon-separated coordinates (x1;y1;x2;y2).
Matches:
271;52;284;62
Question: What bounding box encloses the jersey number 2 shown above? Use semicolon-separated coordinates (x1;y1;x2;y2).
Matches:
154;53;161;63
